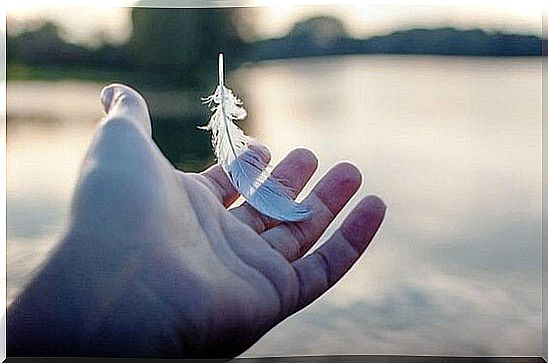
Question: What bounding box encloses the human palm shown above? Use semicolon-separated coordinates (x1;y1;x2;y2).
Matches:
7;84;386;359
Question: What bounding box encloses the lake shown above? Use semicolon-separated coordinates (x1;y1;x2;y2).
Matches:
6;55;542;356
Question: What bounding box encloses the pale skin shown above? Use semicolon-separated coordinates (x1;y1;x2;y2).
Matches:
7;84;386;359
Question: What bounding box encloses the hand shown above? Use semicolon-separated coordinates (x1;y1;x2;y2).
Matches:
7;84;386;359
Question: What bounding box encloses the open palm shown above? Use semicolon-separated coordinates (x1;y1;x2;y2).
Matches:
7;84;386;359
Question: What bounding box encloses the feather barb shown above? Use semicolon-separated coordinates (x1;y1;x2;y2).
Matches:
200;53;311;222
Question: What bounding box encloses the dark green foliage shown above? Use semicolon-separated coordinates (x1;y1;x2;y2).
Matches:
152;115;214;172
126;7;246;88
8;8;246;90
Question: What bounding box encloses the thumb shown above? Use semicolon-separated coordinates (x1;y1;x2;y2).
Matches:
100;83;152;137
69;85;165;237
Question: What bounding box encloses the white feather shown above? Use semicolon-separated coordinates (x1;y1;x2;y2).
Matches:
200;53;311;222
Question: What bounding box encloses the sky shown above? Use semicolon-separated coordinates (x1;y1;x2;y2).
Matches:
5;1;545;47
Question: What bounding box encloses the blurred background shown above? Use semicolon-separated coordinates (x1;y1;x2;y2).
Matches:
5;2;545;357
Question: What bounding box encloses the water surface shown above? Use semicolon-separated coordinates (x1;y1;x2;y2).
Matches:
7;56;542;356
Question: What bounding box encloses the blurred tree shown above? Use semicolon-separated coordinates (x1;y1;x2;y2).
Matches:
8;22;83;64
127;7;245;88
250;15;353;59
7;20;131;71
288;16;348;49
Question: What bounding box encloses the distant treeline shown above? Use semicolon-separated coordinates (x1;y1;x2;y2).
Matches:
251;17;544;60
7;10;545;88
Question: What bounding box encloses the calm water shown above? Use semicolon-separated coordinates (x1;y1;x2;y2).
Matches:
7;56;542;356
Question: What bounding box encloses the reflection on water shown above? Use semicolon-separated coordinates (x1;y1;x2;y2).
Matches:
152;116;214;172
7;56;542;356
